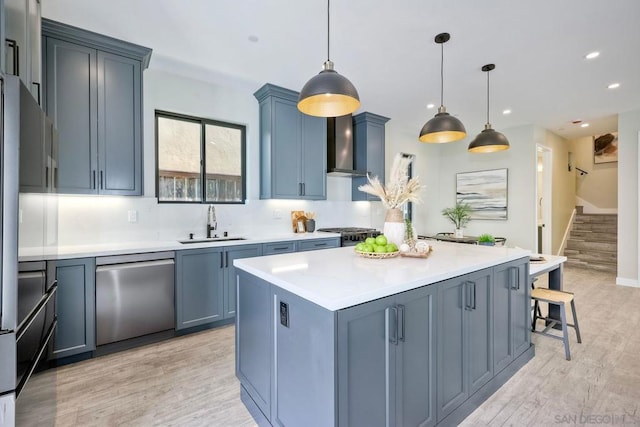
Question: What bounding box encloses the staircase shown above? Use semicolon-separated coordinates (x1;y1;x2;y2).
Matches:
564;207;617;273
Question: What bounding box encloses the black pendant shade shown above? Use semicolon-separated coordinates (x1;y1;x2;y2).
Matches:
468;63;510;153
298;60;360;117
419;32;466;143
298;0;360;117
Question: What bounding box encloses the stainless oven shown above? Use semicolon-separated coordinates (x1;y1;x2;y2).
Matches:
317;227;380;247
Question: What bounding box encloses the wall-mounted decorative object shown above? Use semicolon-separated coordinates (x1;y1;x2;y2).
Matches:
456;168;508;220
593;132;618;164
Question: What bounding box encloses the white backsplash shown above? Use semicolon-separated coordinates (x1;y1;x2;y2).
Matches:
19;177;386;247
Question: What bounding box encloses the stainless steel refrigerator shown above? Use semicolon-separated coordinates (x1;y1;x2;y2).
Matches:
0;73;20;427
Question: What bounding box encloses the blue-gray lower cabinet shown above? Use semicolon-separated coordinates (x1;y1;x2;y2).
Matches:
52;257;96;359
436;269;493;422
338;285;438;427
262;241;296;256
223;245;262;319
297;238;340;252
175;247;224;329
493;259;530;374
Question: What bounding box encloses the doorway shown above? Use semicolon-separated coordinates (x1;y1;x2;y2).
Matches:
536;145;552;254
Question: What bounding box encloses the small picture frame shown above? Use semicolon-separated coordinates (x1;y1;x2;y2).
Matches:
296;219;306;233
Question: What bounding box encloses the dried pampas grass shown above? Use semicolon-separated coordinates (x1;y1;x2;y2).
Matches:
358;153;423;209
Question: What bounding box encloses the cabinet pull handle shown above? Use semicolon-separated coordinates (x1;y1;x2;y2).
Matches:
5;39;19;76
510;267;519;290
32;82;41;106
93;170;96;189
225;252;229;268
302;183;306;196
100;171;104;189
397;304;405;342
472;282;477;310
54;168;58;189
220;253;224;269
45;166;49;188
273;246;288;251
387;306;398;345
463;282;470;311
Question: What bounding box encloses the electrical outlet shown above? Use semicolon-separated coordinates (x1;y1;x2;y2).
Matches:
127;210;138;223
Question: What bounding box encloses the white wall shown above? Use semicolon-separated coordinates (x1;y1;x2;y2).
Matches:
571;135;618;212
617;109;640;285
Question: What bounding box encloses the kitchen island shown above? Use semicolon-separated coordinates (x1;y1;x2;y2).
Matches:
234;243;534;427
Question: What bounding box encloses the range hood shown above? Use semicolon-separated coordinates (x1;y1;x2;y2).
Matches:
326;115;367;177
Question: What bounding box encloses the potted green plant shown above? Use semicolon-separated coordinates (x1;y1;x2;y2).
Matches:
478;233;496;246
441;202;472;238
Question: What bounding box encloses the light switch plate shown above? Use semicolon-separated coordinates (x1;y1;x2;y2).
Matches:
127;210;138;223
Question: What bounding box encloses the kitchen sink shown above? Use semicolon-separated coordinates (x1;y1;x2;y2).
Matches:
179;237;247;244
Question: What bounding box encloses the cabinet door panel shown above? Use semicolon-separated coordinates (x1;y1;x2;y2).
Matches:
396;286;437;427
301;114;326;199
338;296;392;427
493;263;512;373
176;249;224;329
467;270;493;395
272;99;300;198
53;258;96;359
19;82;45;192
97;52;141;195
437;278;467;421
512;262;530;358
224;245;261;319
46;38;97;194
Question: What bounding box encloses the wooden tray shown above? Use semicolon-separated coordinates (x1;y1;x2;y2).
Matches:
400;247;433;258
355;250;400;259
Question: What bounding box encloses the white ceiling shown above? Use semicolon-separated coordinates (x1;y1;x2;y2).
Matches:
42;0;640;140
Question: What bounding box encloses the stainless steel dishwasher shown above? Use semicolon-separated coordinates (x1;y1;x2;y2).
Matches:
96;252;175;346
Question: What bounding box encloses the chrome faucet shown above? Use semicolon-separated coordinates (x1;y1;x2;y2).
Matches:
207;205;217;238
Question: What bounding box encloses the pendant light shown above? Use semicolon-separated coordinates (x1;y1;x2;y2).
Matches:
419;33;466;143
298;0;360;117
468;64;510;153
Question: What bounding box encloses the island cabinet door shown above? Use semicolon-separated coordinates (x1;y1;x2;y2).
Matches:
436;277;469;422
467;269;494;395
492;258;530;374
175;248;224;330
337;296;394;427
394;285;437;427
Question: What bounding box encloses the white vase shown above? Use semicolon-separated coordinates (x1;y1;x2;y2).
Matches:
383;208;405;247
454;228;464;238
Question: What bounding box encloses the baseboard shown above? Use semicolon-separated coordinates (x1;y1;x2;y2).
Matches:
616;277;639;288
558;209;576;256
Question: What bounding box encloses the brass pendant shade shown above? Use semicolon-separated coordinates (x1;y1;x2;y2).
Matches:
298;60;360;117
298;0;360;117
468;64;510;153
419;32;466;144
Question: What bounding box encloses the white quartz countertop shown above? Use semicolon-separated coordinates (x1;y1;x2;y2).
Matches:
18;231;341;262
234;242;531;311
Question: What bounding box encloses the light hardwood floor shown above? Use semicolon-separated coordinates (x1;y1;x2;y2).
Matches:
17;267;640;426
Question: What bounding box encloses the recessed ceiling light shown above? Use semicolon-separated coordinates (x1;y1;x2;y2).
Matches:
427;103;435;109
581;123;589;128
585;51;600;60
502;109;511;115
607;82;620;89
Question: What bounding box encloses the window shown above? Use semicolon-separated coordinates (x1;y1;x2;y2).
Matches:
156;111;246;203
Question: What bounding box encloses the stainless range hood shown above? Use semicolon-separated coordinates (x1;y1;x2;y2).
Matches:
326;115;367;177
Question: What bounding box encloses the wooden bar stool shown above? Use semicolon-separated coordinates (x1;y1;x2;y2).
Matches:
531;287;582;360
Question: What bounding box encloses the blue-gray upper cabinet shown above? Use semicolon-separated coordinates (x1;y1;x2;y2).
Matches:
492;258;530;374
52;257;96;360
175;247;225;330
337;283;437;427
3;0;42;101
223;244;262;319
254;83;327;200
436;268;492;422
42;19;150;195
352;112;390;201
